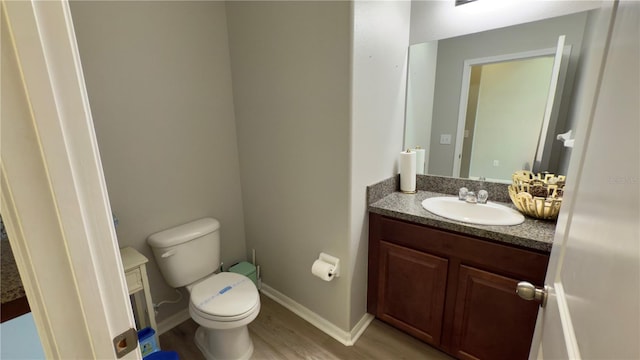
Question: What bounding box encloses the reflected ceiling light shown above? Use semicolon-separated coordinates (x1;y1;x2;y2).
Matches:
455;0;478;6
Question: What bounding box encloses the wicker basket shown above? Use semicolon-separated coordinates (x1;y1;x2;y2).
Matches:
508;170;565;220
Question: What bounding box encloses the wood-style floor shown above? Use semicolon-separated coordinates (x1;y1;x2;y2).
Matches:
160;295;454;359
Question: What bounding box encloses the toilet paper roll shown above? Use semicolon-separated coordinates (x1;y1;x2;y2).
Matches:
414;147;426;175
400;150;416;193
311;260;335;281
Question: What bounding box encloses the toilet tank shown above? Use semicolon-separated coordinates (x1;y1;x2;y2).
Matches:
147;218;220;288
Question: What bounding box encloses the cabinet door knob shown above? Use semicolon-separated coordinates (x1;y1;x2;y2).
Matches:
516;281;548;307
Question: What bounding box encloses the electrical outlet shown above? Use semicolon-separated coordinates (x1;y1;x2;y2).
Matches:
440;134;452;145
493;160;500;167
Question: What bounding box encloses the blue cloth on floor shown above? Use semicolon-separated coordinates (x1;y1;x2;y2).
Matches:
144;350;179;360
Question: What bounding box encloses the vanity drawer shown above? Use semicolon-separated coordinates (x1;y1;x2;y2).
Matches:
377;215;548;282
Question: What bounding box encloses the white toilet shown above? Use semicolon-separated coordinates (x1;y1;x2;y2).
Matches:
147;218;260;360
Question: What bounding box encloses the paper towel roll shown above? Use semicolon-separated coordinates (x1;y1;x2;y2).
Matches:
414;147;426;175
312;260;335;281
400;150;416;193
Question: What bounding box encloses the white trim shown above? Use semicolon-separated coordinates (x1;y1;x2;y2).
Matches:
350;309;376;345
156;309;191;336
534;38;566;166
554;283;581;359
533;40;573;173
260;283;374;346
2;1;139;358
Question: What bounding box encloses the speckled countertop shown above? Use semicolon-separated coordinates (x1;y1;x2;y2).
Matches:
367;175;556;253
1;237;25;304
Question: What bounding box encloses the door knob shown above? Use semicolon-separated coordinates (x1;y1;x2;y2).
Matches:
516;281;548;307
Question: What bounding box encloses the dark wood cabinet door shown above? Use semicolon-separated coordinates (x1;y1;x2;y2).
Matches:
451;265;540;360
377;241;448;346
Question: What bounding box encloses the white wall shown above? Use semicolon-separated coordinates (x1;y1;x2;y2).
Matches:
350;0;411;328
70;1;246;323
226;1;352;330
410;0;602;45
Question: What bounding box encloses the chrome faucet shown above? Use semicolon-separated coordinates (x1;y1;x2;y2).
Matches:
465;191;477;204
459;187;489;204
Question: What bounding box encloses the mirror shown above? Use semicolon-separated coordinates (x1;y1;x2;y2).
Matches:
404;10;593;182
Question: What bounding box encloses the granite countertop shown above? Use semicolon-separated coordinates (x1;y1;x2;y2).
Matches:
368;190;556;253
1;237;25;304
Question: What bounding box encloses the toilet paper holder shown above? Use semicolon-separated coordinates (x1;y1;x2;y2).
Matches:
318;252;340;278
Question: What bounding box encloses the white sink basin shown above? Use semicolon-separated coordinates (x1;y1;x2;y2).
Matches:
421;197;524;226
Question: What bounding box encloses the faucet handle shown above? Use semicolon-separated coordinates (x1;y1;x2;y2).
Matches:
458;187;469;201
478;190;489;204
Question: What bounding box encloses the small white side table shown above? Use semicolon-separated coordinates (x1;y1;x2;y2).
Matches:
119;247;159;345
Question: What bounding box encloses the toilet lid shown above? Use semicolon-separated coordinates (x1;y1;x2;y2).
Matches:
190;272;259;318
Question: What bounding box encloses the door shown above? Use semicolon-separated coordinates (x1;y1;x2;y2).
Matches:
1;1;140;358
377;241;448;346
528;1;639;358
452;265;539;360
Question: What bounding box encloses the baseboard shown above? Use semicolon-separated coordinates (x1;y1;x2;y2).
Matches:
156;308;190;336
350;311;375;345
260;283;374;346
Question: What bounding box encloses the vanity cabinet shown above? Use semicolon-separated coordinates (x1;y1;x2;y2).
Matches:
377;241;448;345
368;213;549;360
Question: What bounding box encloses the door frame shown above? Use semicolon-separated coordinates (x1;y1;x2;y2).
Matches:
1;1;139;358
452;46;570;179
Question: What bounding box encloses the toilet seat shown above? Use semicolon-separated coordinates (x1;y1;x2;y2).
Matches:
189;272;260;322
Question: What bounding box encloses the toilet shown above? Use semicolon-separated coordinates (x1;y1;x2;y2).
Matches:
147;218;260;360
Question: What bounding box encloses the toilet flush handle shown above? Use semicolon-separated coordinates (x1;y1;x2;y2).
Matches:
161;250;177;258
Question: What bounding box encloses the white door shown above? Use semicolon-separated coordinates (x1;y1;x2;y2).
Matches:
1;1;140;358
527;1;639;358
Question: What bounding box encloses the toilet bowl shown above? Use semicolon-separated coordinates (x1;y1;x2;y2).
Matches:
188;272;260;360
147;218;260;360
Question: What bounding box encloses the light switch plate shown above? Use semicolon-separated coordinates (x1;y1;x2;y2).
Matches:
440;134;452;145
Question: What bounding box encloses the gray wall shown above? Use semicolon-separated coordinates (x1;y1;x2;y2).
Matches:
70;1;247;323
226;1;352;330
70;0;410;335
427;12;588;176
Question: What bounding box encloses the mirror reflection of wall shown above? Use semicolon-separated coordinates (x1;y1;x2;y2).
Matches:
405;41;438;173
463;56;556;181
405;11;591;180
